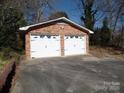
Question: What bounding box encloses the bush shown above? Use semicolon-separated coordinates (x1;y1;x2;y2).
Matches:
0;48;21;62
0;59;9;71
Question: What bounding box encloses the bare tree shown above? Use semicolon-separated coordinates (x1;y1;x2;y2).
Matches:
102;0;124;46
112;0;124;32
4;0;55;24
100;0;124;31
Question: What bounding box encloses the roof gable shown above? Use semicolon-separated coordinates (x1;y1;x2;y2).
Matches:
19;17;94;34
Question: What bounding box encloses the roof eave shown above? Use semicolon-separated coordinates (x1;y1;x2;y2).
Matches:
19;17;94;34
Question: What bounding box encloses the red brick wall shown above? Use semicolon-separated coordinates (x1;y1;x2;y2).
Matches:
25;23;89;59
25;32;30;59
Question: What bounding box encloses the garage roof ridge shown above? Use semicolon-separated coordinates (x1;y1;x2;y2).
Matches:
19;17;94;34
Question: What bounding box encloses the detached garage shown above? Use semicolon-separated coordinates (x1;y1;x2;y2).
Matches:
19;17;93;59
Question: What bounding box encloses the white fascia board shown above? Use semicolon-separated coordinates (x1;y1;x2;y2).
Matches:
19;17;64;31
62;17;94;34
19;17;94;34
19;26;30;30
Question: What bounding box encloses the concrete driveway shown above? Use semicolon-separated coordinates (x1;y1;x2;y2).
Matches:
11;56;124;93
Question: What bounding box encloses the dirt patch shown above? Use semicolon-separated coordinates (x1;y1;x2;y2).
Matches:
0;61;14;89
0;61;16;93
0;63;16;93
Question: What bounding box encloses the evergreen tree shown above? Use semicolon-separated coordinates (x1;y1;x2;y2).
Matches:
80;0;97;45
92;28;101;45
80;0;96;30
0;6;26;51
100;17;111;46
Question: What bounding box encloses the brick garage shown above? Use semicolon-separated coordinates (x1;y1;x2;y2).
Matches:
19;17;93;59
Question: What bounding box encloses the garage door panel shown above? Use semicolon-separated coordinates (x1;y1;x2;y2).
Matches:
30;35;60;58
64;36;86;56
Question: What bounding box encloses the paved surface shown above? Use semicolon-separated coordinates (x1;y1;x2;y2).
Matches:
11;56;124;93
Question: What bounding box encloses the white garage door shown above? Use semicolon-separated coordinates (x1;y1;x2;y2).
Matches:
64;36;86;56
30;34;60;58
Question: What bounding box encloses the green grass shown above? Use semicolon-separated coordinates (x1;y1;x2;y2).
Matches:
0;58;9;71
0;48;23;72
